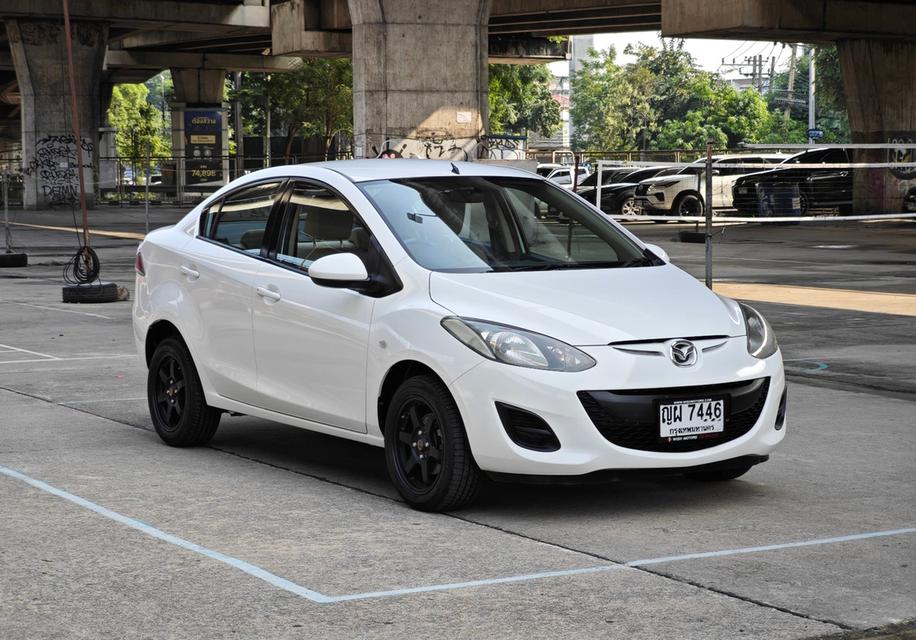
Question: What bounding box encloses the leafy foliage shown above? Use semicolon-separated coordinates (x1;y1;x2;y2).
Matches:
570;39;851;151
107;83;170;174
234;59;352;159
488;64;562;137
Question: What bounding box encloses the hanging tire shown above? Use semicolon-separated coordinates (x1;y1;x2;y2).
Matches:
384;375;481;511
147;337;221;447
685;462;753;482
0;252;27;268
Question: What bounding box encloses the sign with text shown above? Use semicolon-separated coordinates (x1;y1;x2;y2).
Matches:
184;110;223;185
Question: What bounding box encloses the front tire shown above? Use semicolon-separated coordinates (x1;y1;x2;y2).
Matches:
384;375;481;511
674;193;704;217
147;337;221;447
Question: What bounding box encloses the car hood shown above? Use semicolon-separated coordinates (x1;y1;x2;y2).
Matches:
429;266;743;346
639;175;690;187
579;183;638;197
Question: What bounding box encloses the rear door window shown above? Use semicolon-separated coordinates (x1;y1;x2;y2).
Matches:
203;181;284;254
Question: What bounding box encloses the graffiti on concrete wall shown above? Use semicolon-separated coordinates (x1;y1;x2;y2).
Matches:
22;135;94;203
370;134;527;161
372;134;480;161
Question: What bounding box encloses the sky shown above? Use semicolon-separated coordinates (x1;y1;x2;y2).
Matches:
549;31;796;79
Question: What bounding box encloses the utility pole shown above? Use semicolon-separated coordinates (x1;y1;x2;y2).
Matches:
233;72;244;179
785;44;798;118
808;46;817;143
264;74;271;168
768;54;776;94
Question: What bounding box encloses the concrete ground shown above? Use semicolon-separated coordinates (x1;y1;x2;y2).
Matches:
0;206;913;639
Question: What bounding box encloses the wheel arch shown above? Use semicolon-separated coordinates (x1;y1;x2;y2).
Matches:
376;360;447;437
145;319;185;366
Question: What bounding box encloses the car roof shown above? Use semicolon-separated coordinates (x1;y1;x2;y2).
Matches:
309;159;536;183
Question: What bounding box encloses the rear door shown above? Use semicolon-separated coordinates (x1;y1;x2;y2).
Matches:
250;180;376;432
178;179;285;405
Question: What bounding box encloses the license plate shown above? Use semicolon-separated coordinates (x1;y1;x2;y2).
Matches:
659;398;725;439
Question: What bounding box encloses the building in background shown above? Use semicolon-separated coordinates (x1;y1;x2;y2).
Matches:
528;35;595;154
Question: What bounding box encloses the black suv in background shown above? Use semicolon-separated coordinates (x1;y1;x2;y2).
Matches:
732;148;852;215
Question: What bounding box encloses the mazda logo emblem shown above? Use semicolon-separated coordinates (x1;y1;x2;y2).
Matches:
670;340;698;367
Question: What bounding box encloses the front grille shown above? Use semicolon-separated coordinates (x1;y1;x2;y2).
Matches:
635;184;649;196
578;378;770;453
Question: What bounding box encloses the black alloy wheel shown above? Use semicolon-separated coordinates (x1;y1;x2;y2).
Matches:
147;337;221;446
384;375;480;511
154;353;186;431
395;400;444;491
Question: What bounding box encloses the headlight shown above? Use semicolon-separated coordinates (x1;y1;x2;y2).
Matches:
739;303;778;359
650;180;681;189
441;317;596;372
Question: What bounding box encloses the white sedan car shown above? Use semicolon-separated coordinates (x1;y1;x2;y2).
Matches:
134;160;787;511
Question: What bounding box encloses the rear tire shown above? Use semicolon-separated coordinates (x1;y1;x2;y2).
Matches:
686;463;753;482
384;375;481;511
147;337;220;447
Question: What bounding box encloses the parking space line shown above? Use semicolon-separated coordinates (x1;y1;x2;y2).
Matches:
0;354;135;365
9;302;116;320
0;464;334;604
2;462;914;605
0;343;58;361
58;397;147;405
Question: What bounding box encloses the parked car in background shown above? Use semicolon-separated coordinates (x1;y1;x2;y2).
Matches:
545;165;591;190
905;187;916;212
578;166;675;216
536;163;565;177
634;154;788;217
134;160;786;511
732;148;853;216
574;165;633;193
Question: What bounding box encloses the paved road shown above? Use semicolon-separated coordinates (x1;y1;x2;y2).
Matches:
0;208;913;638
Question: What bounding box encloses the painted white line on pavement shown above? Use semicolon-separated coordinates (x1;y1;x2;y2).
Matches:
10;302;116;320
1;463;914;604
0;343;58;360
0;464;334;604
0;354;135;365
58;396;147;405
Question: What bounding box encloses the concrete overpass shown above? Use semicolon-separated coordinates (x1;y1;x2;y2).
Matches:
0;0;914;209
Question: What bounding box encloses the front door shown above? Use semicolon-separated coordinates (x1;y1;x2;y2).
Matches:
251;181;375;432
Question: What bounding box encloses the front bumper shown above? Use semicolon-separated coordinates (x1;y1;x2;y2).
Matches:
449;338;786;476
634;195;672;215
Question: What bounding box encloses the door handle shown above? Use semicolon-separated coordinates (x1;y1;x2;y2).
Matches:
179;264;200;280
256;286;282;302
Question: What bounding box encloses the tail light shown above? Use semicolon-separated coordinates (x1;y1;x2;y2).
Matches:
135;251;145;276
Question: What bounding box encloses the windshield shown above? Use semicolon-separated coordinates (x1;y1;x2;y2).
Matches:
360;176;652;273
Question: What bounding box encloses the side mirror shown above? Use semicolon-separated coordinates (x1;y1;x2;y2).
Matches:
309;253;369;288
643;243;670;264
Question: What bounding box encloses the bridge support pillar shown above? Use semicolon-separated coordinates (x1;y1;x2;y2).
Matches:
837;39;916;214
348;0;490;159
7;19;107;208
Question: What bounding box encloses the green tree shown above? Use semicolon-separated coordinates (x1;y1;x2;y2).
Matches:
767;45;849;142
235;59;352;161
488;64;561;137
569;47;635;150
107;83;170;180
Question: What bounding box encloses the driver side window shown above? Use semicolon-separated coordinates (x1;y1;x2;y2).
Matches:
273;182;372;273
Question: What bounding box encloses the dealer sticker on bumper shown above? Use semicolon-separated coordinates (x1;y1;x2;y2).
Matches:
659;398;725;439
